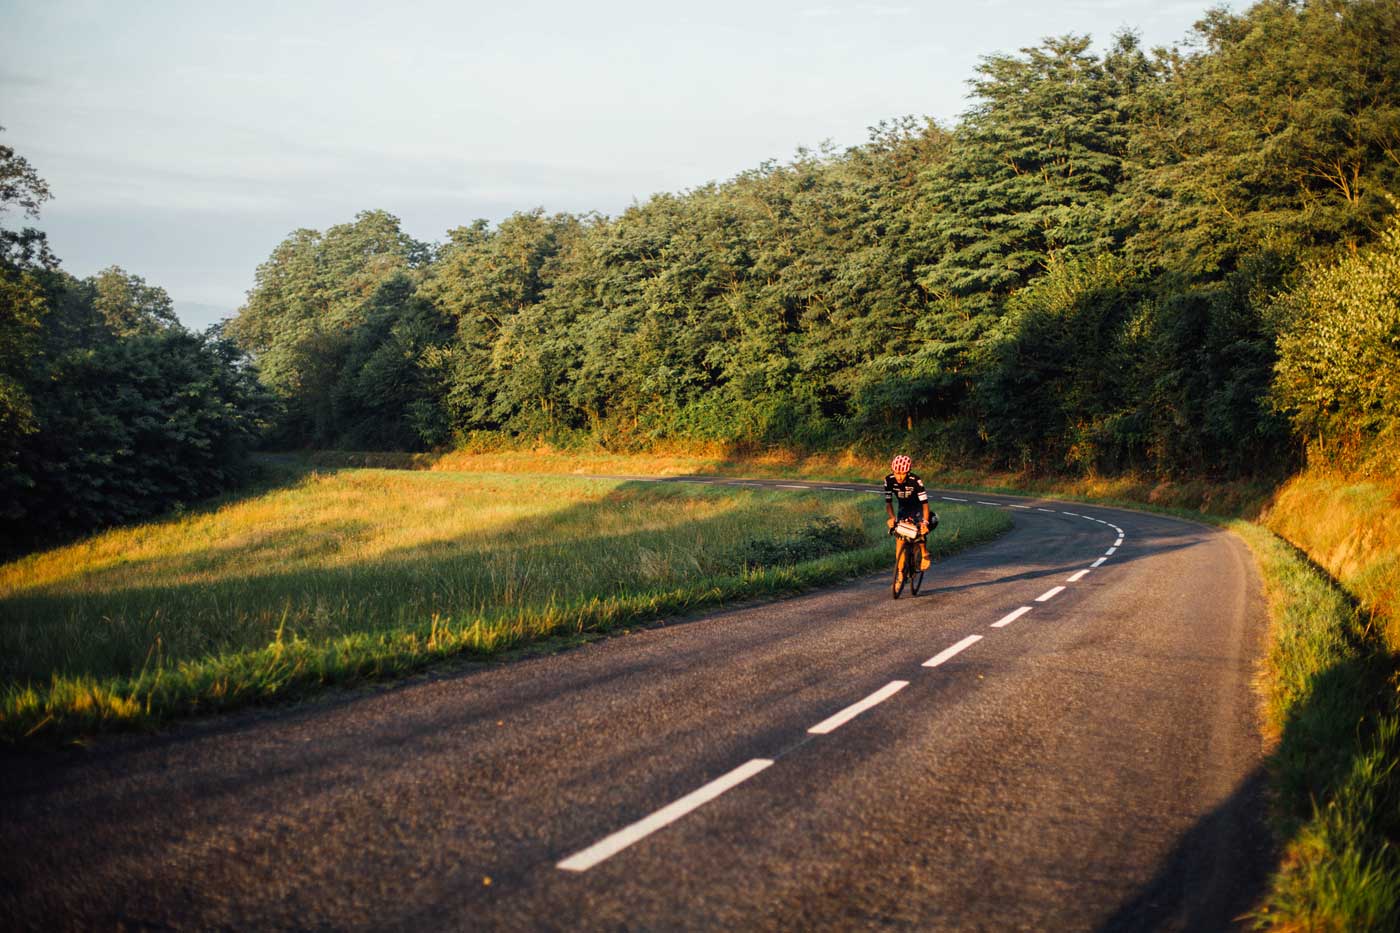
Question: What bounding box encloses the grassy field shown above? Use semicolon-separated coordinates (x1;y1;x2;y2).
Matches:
0;465;1010;744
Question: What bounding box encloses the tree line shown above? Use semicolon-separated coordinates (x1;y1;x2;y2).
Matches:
4;0;1398;551
227;0;1400;480
0;134;273;553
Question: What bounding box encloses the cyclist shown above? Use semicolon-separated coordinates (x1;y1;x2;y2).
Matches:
884;454;935;571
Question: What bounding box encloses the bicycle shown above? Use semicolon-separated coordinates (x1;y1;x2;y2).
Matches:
889;519;926;598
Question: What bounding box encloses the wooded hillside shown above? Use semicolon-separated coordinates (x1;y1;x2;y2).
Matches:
225;0;1400;482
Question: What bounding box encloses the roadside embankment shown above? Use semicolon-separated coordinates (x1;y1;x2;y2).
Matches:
1244;469;1400;930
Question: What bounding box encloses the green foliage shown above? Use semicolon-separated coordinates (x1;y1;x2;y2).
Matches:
1127;0;1400;275
222;0;1398;487
0;133;276;554
739;515;867;568
3;328;275;549
226;210;432;445
975;254;1148;472
919;33;1148;301
1273;209;1400;457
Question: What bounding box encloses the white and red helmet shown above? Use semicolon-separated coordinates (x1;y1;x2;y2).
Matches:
891;454;912;474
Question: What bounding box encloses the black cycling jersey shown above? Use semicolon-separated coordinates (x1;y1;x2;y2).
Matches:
884;472;929;519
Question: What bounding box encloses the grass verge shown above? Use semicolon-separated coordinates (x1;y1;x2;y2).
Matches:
1230;520;1400;931
0;467;1010;746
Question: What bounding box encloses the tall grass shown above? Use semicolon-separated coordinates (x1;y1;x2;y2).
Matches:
0;467;1010;744
1232;520;1400;931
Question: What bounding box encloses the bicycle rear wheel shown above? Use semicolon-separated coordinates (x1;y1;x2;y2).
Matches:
909;544;925;596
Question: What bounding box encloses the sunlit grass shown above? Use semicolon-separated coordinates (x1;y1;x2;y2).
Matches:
1231;519;1400;931
0;466;1010;743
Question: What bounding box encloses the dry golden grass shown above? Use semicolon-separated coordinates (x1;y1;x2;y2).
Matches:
1;463;1010;742
1263;469;1400;651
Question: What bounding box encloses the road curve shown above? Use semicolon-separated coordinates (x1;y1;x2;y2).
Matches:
0;480;1273;931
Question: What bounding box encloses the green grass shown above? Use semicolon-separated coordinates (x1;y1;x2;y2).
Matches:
0;466;1011;745
1228;520;1400;931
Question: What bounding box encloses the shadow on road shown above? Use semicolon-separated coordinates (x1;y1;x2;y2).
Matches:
1096;766;1274;931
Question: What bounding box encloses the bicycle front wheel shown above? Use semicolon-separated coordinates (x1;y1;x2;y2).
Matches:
891;538;908;599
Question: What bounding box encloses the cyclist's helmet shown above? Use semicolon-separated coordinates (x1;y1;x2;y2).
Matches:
891;454;912;474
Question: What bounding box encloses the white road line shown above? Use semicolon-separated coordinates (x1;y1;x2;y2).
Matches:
732;482;763;486
1092;557;1107;568
941;496;969;502
1068;569;1091;583
1061;511;1080;517
976;500;1002;506
991;607;1032;629
1036;508;1056;513
1114;538;1124;547
557;758;775;872
1105;547;1118;556
776;484;809;490
822;486;850;492
923;635;983;667
808;681;909;734
1009;504;1031;510
1036;586;1066;602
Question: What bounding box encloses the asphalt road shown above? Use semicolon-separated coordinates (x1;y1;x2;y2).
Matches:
0;480;1273;931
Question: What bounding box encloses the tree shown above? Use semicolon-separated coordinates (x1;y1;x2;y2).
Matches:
227;210;432;444
918;33;1150;302
1126;0;1400;275
89;266;179;336
1273;208;1400;462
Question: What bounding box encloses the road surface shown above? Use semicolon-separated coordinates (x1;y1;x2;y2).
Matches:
0;479;1273;930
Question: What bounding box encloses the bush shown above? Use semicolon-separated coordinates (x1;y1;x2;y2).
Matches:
739;515;867;568
1273;211;1400;468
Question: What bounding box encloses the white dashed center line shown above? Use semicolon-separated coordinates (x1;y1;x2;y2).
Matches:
808;681;909;735
557;758;775;872
562;478;1139;874
922;635;983;667
991;607;1033;628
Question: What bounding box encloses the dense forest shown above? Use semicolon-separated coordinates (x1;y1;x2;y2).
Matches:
4;0;1399;551
225;0;1400;480
0;135;272;552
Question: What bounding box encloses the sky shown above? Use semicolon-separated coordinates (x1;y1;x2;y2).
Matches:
1;0;1226;330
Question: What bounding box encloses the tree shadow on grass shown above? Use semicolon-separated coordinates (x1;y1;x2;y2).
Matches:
0;480;879;685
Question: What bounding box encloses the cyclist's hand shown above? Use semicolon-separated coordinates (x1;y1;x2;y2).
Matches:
919;521;929;534
887;517;896;529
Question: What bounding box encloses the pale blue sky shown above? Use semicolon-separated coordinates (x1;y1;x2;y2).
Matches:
2;0;1225;329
